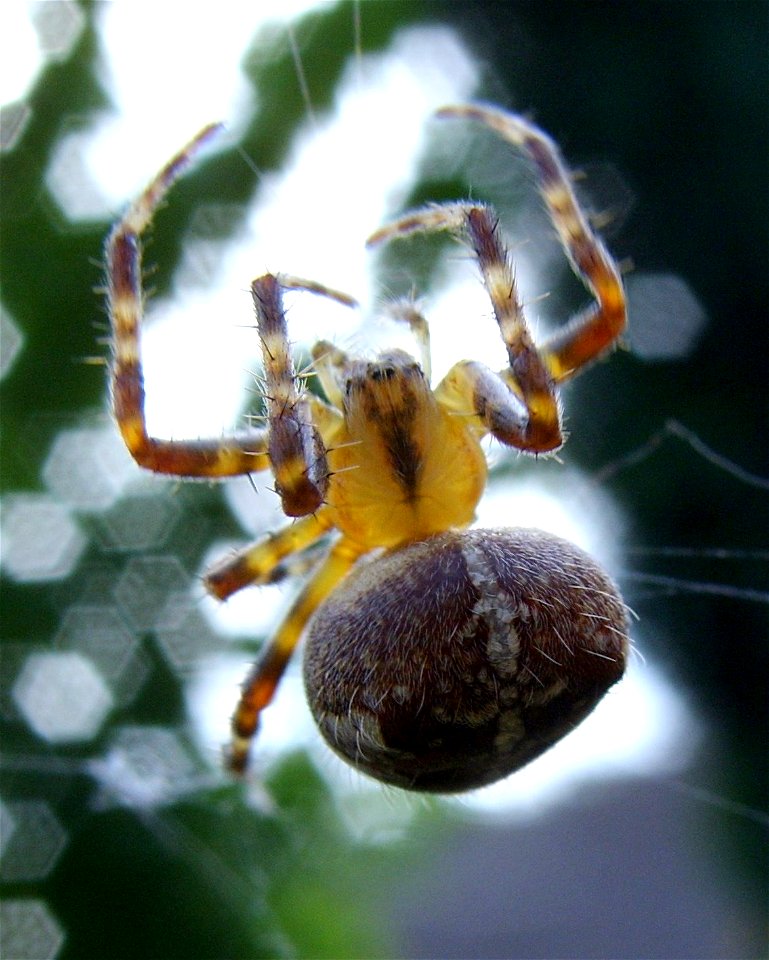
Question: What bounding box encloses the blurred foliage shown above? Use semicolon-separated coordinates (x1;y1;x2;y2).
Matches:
1;2;767;959
47;753;417;959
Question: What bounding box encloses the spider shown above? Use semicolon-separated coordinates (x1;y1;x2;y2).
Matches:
105;103;629;793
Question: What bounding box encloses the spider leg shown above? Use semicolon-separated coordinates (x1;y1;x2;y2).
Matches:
252;274;356;516
272;274;358;308
228;535;364;774
205;508;334;600
436;104;626;382
435;358;542;454
106;124;276;478
368;202;561;453
383;299;432;381
311;340;351;409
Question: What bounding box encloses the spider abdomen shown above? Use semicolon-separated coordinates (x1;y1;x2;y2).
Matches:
303;528;629;792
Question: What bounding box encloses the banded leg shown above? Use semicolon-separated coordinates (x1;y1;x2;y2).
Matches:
384;300;432;381
205;508;335;600
436;104;626;382
311;340;351;409
106;124;274;478
228;535;364;774
435;358;539;453
251;274;355;516
368;202;562;453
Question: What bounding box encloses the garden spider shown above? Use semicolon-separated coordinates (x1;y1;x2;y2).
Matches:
106;103;629;793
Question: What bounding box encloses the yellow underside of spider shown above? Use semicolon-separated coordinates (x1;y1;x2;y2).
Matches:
324;370;487;550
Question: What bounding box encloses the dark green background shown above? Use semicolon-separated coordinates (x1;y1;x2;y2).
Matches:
1;2;767;958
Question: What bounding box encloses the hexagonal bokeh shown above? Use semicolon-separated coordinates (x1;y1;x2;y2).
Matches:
53;604;149;707
0;797;17;858
42;425;139;512
12;650;113;744
114;555;191;632
45;127;114;221
0;494;86;582
0;306;24;378
88;725;204;810
0;644;30;722
94;491;181;552
0;899;65;960
626;272;707;359
0;800;68;883
2;0;83;101
155;592;222;675
30;0;86;60
0;101;33;153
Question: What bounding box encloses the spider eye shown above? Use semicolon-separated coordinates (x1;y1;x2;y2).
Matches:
303;528;629;793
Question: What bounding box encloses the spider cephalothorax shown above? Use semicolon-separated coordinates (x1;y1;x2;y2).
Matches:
105;103;629;792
